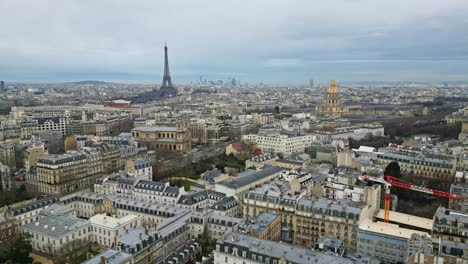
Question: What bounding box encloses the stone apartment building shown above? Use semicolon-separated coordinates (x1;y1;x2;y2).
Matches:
26;150;104;194
376;144;457;182
449;171;468;213
243;184;372;253
432;207;468;258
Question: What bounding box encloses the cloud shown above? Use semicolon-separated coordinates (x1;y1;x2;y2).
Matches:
0;0;467;83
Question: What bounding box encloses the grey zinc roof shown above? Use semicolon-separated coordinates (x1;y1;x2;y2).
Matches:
211;196;238;211
40;204;74;216
135;180;166;191
178;190;226;205
156;240;200;264
82;249;132;264
132;158;149;167
22;214;88;238
297;197;363;219
220;166;283;189
434;207;468;225
13;195;60;216
220;233;353;264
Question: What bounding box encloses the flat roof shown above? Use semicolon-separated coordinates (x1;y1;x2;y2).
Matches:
90;214;141;229
82;249;132;264
360;220;429;239
375;209;433;231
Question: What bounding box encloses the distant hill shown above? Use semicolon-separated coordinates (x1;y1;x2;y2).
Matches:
65;80;116;85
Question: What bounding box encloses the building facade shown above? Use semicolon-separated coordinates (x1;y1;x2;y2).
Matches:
131;125;191;152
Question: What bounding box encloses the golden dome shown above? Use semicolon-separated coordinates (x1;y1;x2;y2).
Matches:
326;79;340;94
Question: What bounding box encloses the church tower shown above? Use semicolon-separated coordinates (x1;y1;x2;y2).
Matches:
316;80;348;117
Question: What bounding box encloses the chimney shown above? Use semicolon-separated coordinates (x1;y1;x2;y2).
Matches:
139;233;142;239
100;256;107;264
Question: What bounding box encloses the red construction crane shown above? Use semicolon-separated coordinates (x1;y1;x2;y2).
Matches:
358;175;460;223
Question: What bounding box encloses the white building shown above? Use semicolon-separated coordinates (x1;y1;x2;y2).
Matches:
22;214;90;255
243;132;316;157
133;180;185;204
313;124;385;141
90;213;142;248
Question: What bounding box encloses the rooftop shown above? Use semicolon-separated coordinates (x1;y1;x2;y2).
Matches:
359;220;429;239
90;214;141;229
82;249;132;264
22;214;89;238
375;209;433;231
220;233;353;264
219;166;283;189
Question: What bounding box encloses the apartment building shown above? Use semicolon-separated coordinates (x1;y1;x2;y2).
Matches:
125;158;152;180
243;182;372;252
449;171;468;213
9;105;87;119
432;207;468;259
26;151;104;194
214;233;354;264
358;220;429;264
242;212;281;241
295;197;371;252
83;115;131;136
207;214;243;240
23;141;47;173
376;144;456;181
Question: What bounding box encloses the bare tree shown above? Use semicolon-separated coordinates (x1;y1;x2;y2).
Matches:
53;238;91;264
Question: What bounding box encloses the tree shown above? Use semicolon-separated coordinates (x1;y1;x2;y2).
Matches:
53;238;91;264
274;105;280;114
0;233;33;264
384;161;401;178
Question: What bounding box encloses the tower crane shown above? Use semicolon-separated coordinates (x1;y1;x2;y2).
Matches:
358;175;460;223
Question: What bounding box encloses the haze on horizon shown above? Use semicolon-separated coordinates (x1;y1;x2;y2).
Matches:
1;0;468;84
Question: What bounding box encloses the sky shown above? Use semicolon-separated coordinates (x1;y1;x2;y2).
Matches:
1;0;468;84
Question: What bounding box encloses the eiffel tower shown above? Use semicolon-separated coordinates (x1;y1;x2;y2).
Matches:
160;42;177;97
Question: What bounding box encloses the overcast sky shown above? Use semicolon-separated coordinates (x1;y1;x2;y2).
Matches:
1;0;468;84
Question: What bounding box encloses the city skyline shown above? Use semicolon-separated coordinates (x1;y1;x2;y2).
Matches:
1;0;468;84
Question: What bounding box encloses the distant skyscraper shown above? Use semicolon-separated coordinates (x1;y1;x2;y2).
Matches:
160;43;177;97
309;79;314;88
231;78;237;87
0;81;4;93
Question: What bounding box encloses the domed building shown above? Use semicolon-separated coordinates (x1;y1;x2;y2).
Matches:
316;80;349;117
